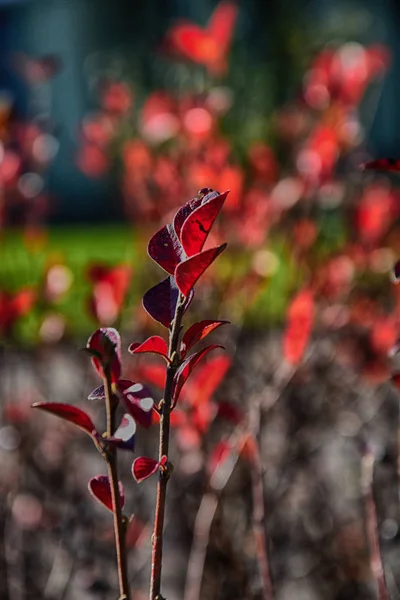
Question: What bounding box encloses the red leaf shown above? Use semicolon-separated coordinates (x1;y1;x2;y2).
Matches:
132;455;167;483
133;364;167;390
148;223;185;274
180;191;229;256
31;402;96;436
86;327;121;383
207;1;238;54
165;2;237;75
283;289;314;365
181;319;229;357
362;158;400;172
173;188;218;238
173;345;223;406
129;336;169;360
182;355;231;407
175;244;227;297
88;475;125;512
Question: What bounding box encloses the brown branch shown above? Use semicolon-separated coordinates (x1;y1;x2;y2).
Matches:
150;293;186;600
183;427;244;600
104;371;130;600
248;399;274;600
362;448;389;600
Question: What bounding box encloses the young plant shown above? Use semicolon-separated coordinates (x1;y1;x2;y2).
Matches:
130;187;229;599
31;187;229;600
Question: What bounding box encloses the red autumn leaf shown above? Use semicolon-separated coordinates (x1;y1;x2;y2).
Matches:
207;1;238;54
148;223;186;274
31;402;96;436
132;455;167;483
129;336;169;360
172;345;224;406
180;354;231;407
180;319;229;357
175;244;227;297
283;289;314;365
165;1;237;75
87;264;132;325
88;475;125;512
173;188;218;238
362;158;400;172
86;327;121;383
132;364;167;390
180;190;229;256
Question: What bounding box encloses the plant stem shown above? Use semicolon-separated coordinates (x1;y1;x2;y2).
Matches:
362;448;389;600
104;373;131;600
150;294;186;600
249;402;274;600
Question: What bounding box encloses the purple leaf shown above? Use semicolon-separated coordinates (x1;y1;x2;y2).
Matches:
148;223;186;274
105;414;136;450
143;276;193;328
87;378;134;401
122;383;154;428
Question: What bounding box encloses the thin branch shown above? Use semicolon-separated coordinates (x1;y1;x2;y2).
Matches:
248;400;274;600
104;372;130;600
362;448;389;600
150;293;187;600
183;427;244;600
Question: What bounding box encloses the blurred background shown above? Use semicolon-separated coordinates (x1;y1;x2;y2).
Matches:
2;0;400;599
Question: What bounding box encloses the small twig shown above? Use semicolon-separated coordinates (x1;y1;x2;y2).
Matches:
183;427;244;600
248;401;274;600
362;448;389;600
150;293;187;600
104;371;131;600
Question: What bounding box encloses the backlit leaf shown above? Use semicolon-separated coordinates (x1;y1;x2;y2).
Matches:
181;319;229;357
129;336;169;360
175;244;227;297
86;327;121;383
172;345;223;406
132;455;167;483
32;402;96;436
88;475;125;512
180;190;228;256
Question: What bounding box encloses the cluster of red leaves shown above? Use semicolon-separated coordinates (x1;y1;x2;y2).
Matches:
0;54;61;230
32;190;232;494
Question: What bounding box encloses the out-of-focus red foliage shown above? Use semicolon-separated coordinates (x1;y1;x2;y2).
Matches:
283;289;314;365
